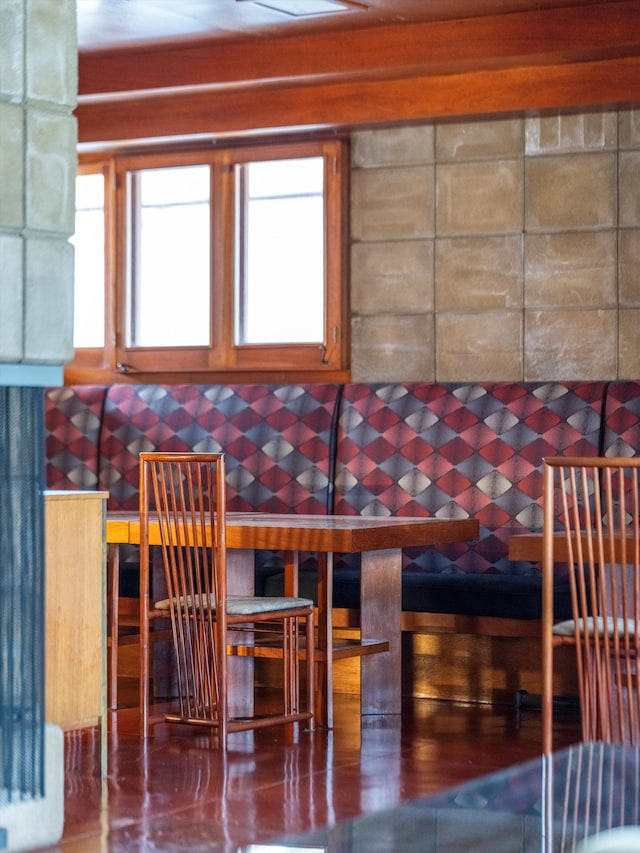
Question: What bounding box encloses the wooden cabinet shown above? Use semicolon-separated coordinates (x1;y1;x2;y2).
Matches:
44;491;107;767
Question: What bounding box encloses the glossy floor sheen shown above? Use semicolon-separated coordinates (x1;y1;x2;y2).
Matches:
36;686;581;853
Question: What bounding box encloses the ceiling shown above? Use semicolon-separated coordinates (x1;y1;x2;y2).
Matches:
76;0;640;145
77;0;603;52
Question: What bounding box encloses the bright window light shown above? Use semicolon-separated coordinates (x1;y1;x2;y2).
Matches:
72;173;105;348
235;157;325;345
251;0;355;16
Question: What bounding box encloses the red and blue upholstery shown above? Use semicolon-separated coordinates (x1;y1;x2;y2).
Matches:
46;379;636;620
602;380;640;458
331;381;607;617
98;383;341;513
97;382;342;596
44;385;107;491
334;381;606;572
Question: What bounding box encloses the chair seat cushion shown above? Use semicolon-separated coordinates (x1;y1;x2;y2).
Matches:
155;593;313;615
553;616;639;637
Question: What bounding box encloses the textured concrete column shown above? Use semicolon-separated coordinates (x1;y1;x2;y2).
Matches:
0;2;76;850
0;0;76;384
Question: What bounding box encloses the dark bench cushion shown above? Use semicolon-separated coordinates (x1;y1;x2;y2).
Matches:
400;572;572;620
264;568;572;620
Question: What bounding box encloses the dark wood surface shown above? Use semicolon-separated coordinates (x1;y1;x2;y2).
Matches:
51;688;582;852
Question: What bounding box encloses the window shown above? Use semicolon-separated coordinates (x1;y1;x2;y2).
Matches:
72;171;105;348
236;157;325;345
69;138;348;383
126;164;211;348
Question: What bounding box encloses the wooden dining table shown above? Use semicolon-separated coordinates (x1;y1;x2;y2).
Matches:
107;511;479;728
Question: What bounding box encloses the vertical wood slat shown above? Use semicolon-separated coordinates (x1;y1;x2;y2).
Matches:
544;457;640;750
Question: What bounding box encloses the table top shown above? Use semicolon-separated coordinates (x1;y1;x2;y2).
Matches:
258;742;640;853
107;511;479;553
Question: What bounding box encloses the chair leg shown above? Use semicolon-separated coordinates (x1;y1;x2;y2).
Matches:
107;544;120;711
282;616;295;716
306;610;315;730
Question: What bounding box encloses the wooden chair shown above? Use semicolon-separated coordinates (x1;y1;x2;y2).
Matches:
542;457;640;753
139;451;315;743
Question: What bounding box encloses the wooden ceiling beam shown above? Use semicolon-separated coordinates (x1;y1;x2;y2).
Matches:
77;54;640;144
78;0;640;97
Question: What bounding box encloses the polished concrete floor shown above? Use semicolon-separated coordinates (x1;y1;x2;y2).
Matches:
30;681;583;853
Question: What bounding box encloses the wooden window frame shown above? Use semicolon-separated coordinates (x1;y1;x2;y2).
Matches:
66;137;349;384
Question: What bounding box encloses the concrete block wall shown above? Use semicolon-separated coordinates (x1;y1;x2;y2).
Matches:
350;109;640;382
0;0;76;372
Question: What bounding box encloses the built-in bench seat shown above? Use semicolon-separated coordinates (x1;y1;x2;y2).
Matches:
44;379;637;632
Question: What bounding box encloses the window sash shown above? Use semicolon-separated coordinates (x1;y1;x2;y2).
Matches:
76;138;347;379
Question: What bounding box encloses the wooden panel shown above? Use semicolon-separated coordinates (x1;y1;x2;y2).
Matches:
77;0;625;58
77;55;640;145
402;632;579;706
45;491;107;731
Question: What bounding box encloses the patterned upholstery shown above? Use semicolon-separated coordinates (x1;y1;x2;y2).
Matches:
46;379;635;619
602;381;640;457
44;385;107;490
99;383;341;512
333;382;607;576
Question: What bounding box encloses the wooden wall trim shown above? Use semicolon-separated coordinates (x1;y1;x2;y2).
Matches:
77;54;640;144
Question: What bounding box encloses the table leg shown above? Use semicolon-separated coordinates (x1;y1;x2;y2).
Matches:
360;548;402;716
316;552;333;728
226;548;254;718
283;550;298;596
107;543;120;711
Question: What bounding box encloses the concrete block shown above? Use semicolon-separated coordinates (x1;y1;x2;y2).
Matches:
0;724;64;852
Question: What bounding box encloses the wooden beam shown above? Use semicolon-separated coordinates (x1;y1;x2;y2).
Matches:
78;54;640;144
79;0;640;96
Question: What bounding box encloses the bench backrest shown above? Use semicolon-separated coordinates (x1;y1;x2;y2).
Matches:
332;381;607;573
44;385;107;491
602;380;640;458
97;383;342;513
45;380;624;577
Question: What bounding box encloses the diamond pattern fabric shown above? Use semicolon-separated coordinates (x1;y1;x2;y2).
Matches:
44;385;107;490
333;382;607;575
602;381;640;458
44;379;633;619
98;383;341;513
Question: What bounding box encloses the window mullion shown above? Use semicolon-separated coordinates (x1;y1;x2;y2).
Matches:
209;154;233;368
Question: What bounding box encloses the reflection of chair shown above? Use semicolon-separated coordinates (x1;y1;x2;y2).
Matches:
542;457;640;753
554;742;640;852
139;451;315;743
